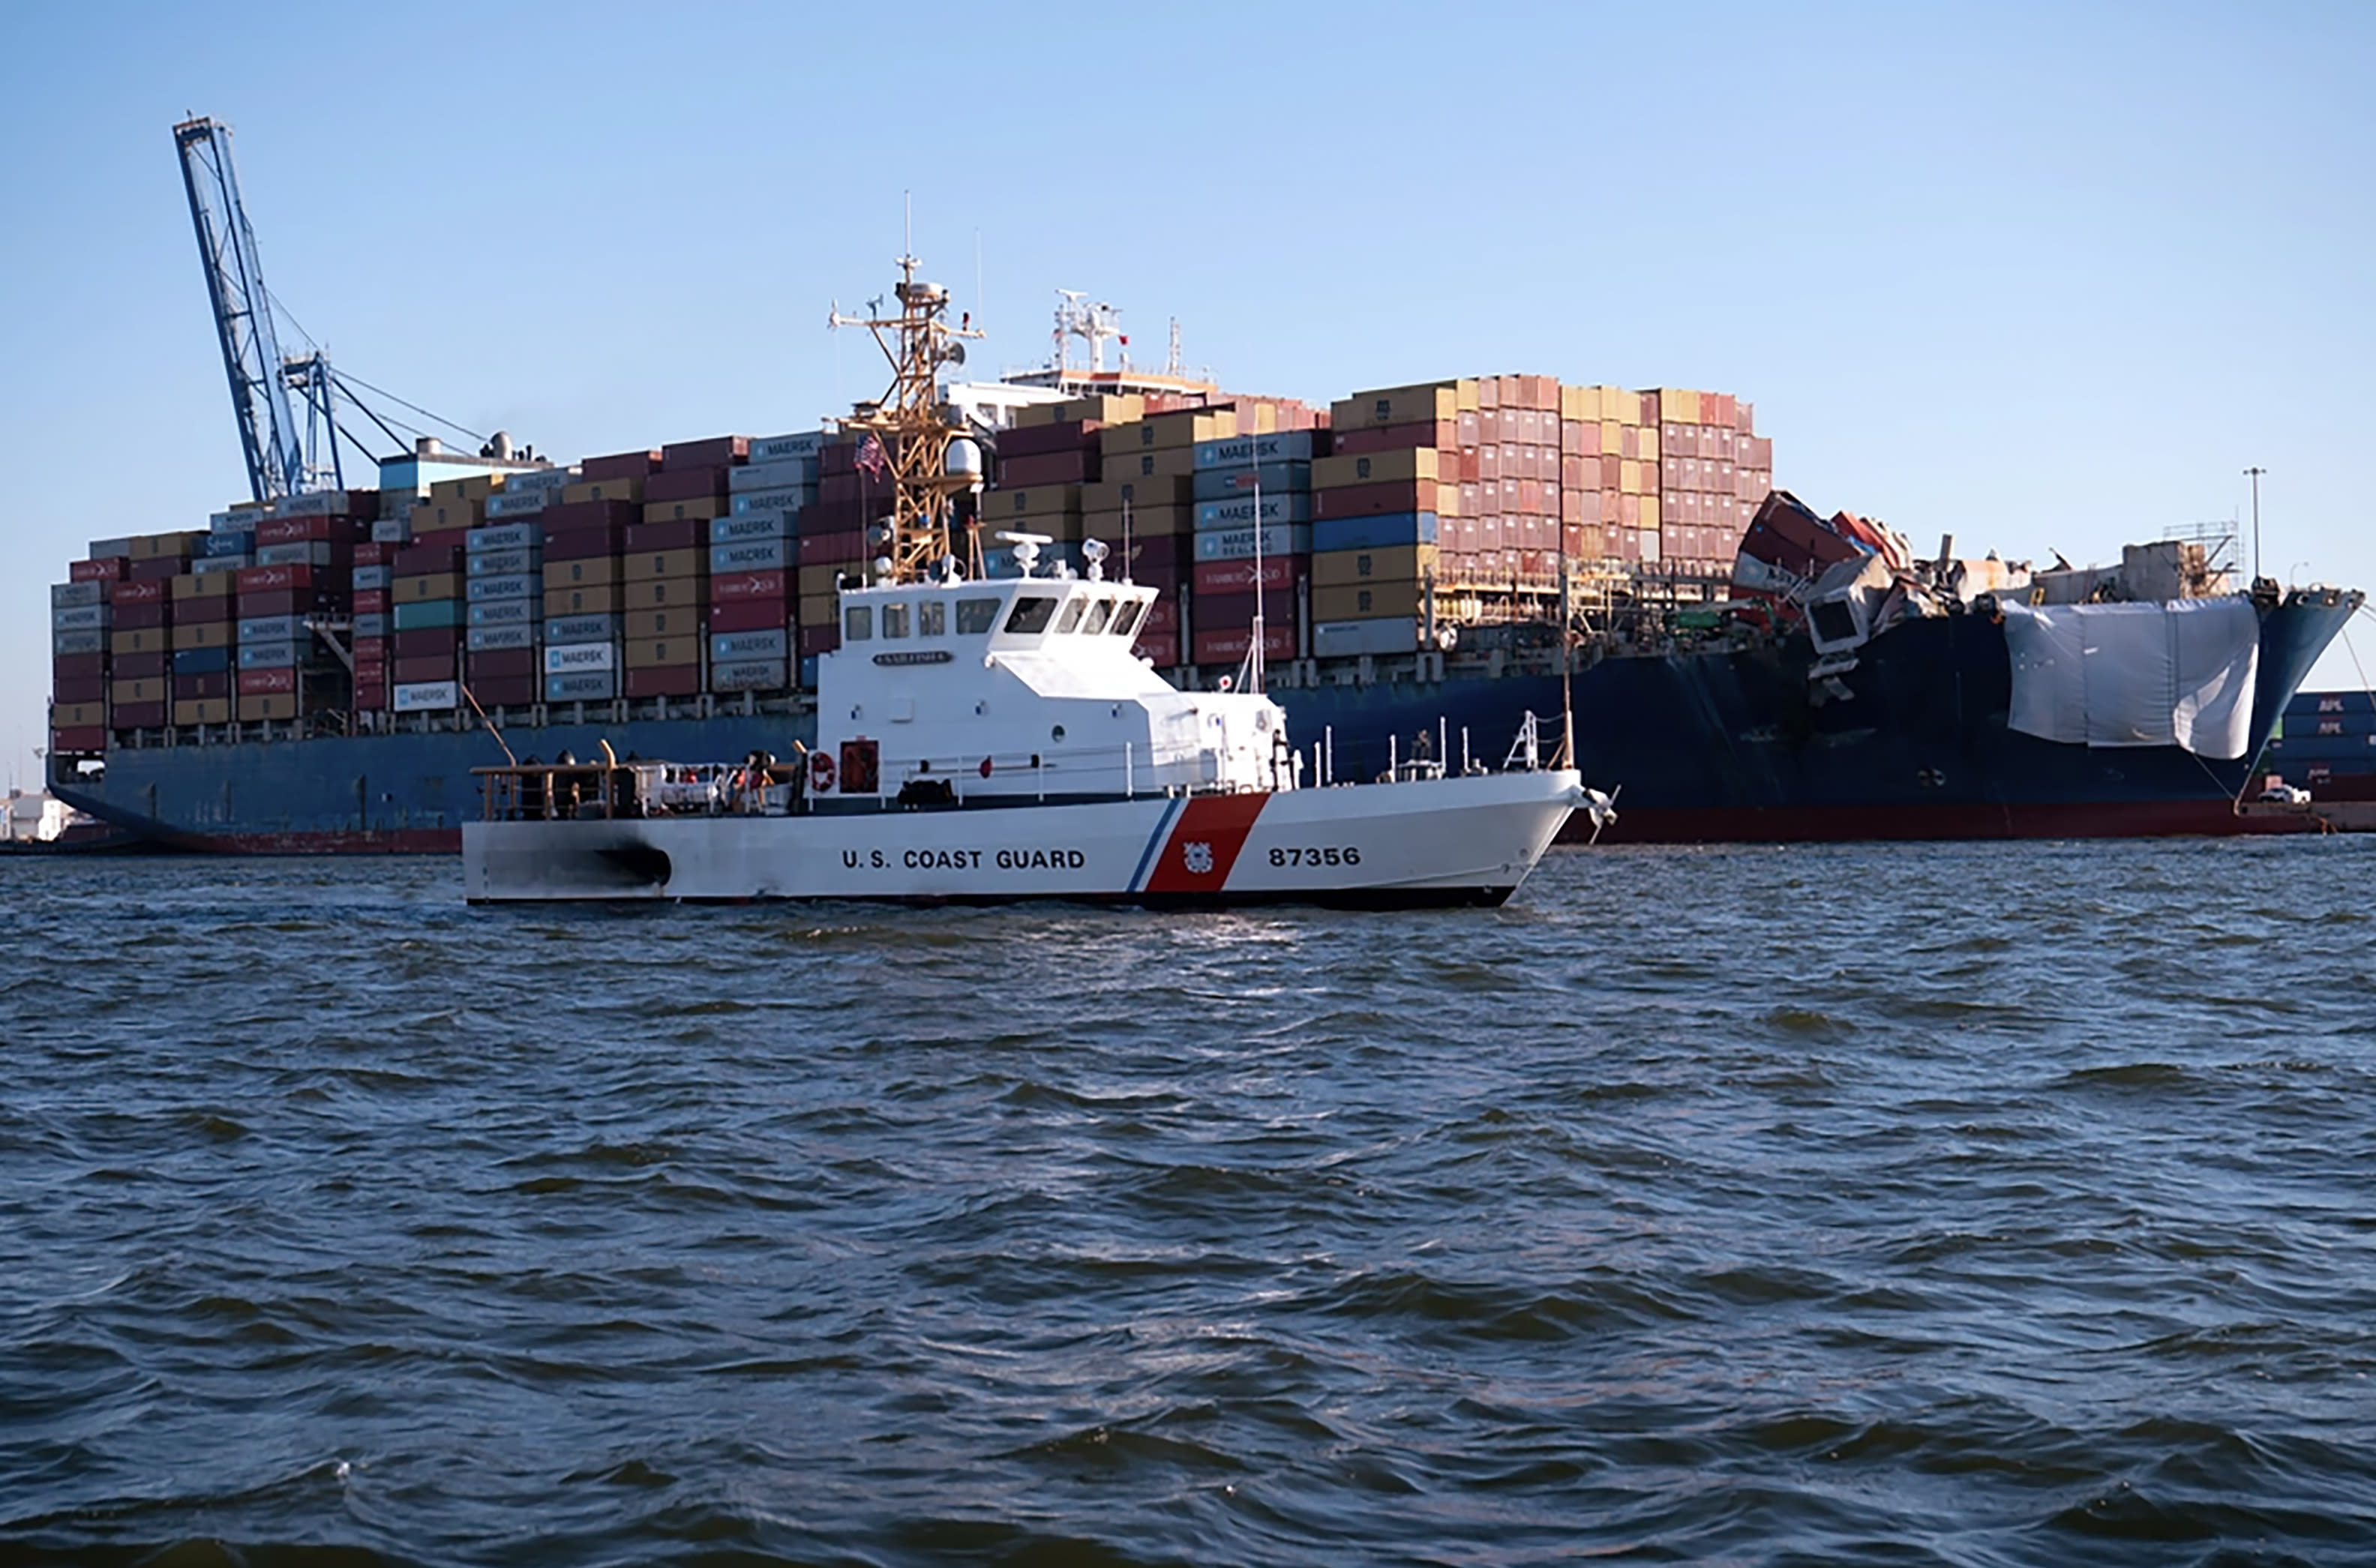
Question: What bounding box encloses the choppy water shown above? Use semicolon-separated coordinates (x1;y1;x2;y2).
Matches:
3;840;2374;1567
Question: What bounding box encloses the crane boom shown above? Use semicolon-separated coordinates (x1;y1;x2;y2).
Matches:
173;115;304;502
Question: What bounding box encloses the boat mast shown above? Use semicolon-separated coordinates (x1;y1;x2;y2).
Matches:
829;251;984;583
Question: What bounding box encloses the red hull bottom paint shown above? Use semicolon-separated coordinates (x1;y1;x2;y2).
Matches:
1564;799;2320;845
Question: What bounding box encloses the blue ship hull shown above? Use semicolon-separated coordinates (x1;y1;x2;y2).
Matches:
53;592;2359;850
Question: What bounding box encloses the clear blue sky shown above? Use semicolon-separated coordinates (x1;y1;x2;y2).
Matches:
3;1;2370;790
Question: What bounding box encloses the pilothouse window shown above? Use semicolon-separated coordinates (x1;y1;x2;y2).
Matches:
1055;598;1087;634
1111;600;1144;636
1082;599;1114;634
844;604;874;641
955;597;1000;634
917;600;946;637
880;603;910;639
1004;595;1058;634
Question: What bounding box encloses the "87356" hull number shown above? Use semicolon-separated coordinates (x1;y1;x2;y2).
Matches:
1270;846;1360;868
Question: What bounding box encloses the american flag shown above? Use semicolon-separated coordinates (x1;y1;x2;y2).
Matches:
855;433;888;479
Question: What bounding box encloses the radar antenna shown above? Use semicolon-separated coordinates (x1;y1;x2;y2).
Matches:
828;250;986;583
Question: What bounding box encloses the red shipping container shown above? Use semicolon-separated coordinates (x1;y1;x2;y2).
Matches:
393;544;461;575
583;449;662;481
798;623;841;657
177;670;232;700
542;501;641;537
237;590;346;617
54;652;106;682
1329;419;1460;457
355;541;390;566
997;420;1102;460
111;577;170;605
710;568;787;602
130;556;184;582
1312;480;1448;520
236;668;296;695
353;686;388;712
71;557;128;583
469;674;539;706
626;518;705;553
546;525;626;562
1192;553;1304;596
1137;594;1180;635
801;497;867;534
353;589;388;615
114;652;167;679
800;529;867;565
114;601;170;631
236;562;316;594
256;514;362;546
999;448;1099;487
466;648;536;679
660;436;746;472
112;702;168;728
708;597;788;634
393;654;455;683
819;440;859;478
1192;622;1294;667
1114;532;1183;572
393;628;461;658
645;465;730;503
626;664;701;698
51;726;108;751
53;676;106;704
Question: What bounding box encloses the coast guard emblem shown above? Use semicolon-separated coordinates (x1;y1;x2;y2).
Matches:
1181;841;1215;876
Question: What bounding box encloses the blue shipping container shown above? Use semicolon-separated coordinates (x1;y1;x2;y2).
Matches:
1312;511;1439;553
171;646;233;675
1195;493;1312;530
393;599;464;631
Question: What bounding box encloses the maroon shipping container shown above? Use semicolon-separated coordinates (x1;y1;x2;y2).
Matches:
393;628;462;658
112;702;167;728
1312;480;1448;520
70;557;128;583
626;664;702;698
354;541;391;567
1192;553;1306;596
625;517;704;553
1113;532;1183;572
581;449;661;482
710;568;786;602
819;440;858;477
394;544;463;574
644;466;729;503
469;674;539;707
237;590;347;618
798;623;841;657
255;514;365;546
707;597;788;634
51;725;108;751
235;563;319;594
409;526;472;552
111;577;170;605
801;498;868;533
546;526;626;562
996;420;1102;460
237;668;296;696
353;589;388;615
129;556;185;582
1138;594;1181;637
394;654;456;684
112;601;171;631
1330;420;1461;458
1126;563;1186;599
52;676;106;704
818;472;866;505
177;596;236;624
53;652;106;682
799;529;867;565
176;670;232;700
1192;623;1294;667
466;648;538;679
114;652;167;679
542;499;641;534
660;436;747;472
998;448;1099;487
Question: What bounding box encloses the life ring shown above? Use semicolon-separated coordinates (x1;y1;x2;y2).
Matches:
810;750;836;793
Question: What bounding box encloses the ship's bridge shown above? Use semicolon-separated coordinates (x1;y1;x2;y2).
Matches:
813;566;1292;806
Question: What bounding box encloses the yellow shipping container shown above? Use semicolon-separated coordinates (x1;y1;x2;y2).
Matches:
1098;408;1234;457
1654;388;1702;425
410;497;483;531
1331;379;1478;430
54;701;106;728
1083;476;1194;511
171;621;233;651
238;692;298;722
394;573;459;601
623;607;706;640
984;484;1084;523
1082;506;1194;540
560;477;644;506
173;698;233;726
1311;544;1440;589
129;532;201;561
170;572;236;600
625;636;698;670
624;547;709;583
1312;448;1443;489
798;564;861;599
1640;494;1662;531
544;585;623;618
1600;419;1624;456
1619;460;1642;496
1312;580;1428;622
622;576;706;611
640;495;730;523
110;676;168;705
110;628;170;656
544;556;621;589
1095;445;1198;481
796;589;839;624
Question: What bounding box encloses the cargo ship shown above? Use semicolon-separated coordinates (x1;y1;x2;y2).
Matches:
43;130;2362;850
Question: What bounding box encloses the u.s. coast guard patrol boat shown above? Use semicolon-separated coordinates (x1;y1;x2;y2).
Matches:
459;257;1605;907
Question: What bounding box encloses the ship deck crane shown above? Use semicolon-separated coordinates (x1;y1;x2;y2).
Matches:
174;115;308;502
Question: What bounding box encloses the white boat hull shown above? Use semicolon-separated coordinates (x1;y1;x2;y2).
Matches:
461;771;1585;907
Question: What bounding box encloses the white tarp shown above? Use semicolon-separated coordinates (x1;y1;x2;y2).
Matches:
2000;598;2260;758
